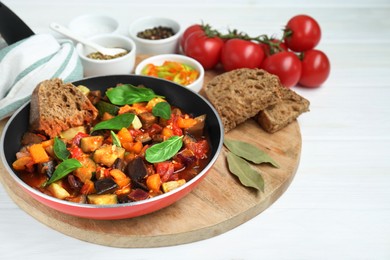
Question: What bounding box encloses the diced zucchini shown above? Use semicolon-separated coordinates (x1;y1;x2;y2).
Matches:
80;136;104;153
132;115;142;130
93;144;125;167
77;85;90;96
60;126;86;141
162;179;186;193
87;194;117;205
47;182;70;199
95;100;119;116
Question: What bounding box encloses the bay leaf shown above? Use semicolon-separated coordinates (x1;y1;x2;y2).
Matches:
224;138;279;168
226;152;264;191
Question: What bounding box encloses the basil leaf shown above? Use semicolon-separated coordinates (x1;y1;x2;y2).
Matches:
92;113;135;132
45;158;82;186
53;137;69;161
152;101;171;119
226;152;264;191
111;130;121;147
145;136;183;163
106;84;163;105
224;138;279;168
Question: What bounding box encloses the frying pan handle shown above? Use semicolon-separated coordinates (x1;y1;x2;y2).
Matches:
0;1;35;45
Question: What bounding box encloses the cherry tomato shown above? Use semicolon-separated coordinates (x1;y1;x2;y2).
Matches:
284;14;321;52
221;39;265;71
260;38;288;56
180;24;202;51
184;30;224;70
261;51;302;88
299;49;330;88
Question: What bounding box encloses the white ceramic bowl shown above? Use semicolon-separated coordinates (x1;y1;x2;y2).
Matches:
135;54;204;93
128;16;182;55
68;14;119;38
76;34;136;77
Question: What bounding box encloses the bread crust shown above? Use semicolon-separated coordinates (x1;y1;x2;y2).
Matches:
29;78;98;138
257;86;310;133
204;69;282;132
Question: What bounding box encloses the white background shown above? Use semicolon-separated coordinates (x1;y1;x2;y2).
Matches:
1;0;389;259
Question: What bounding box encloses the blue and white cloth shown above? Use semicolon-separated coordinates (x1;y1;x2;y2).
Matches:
0;34;83;120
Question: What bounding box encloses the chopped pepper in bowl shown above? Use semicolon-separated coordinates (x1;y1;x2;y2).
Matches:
135;54;204;93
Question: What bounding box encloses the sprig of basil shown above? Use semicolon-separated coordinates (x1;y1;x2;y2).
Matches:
45;158;82;186
145;136;183;163
223;139;279;167
226;152;264;191
106;84;163;105
152;101;171;119
53;137;70;161
92;113;135;132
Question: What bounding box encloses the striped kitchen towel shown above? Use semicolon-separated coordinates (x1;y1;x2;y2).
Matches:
0;33;83;120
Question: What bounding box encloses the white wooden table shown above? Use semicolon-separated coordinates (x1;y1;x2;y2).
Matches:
1;0;389;259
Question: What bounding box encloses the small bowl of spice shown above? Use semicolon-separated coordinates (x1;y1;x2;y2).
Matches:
76;34;136;77
129;16;182;55
135;54;204;93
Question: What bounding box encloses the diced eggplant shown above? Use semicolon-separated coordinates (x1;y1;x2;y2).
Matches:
47;182;70;200
94;178;119;194
185;114;206;137
125;157;147;182
112;158;126;172
37;160;56;177
132;180;149;191
87;194;117;205
162;179;186;193
135;132;152;144
80;135;104;153
175;148;196;167
138;112;157;129
87;90;102;105
93;144;125;167
21;132;45;146
74;157;96;183
67;174;83;191
128;189;150;202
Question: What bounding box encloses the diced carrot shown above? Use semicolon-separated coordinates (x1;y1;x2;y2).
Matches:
41;139;54;148
161;127;173;138
12;156;34;171
102;112;114;121
117;127;133;143
110;169;130;188
28;143;50;164
177;117;197;129
146;173;161;193
80;179;95;195
130;140;143;154
118;104;132;115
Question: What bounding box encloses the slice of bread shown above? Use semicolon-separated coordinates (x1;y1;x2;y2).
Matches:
29;78;98;138
257;86;310;133
204;68;282;132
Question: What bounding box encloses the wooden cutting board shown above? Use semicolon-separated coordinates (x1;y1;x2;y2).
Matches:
0;56;301;248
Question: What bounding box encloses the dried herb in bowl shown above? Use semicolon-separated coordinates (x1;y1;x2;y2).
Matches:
87;50;129;60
